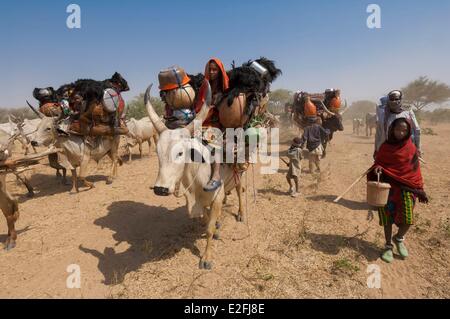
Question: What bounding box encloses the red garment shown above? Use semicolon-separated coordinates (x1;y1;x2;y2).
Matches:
195;58;229;128
372;138;423;190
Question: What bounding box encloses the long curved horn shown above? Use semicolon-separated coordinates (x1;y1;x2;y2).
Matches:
339;99;349;115
186;81;212;135
319;100;335;116
144;84;167;134
26;100;44;119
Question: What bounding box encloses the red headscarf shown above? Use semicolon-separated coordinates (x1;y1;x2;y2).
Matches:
373;138;424;189
194;58;229;127
370;118;424;190
203;58;229;92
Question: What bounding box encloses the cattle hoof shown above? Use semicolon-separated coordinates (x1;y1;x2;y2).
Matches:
4;239;16;251
27;192;35;198
85;182;95;189
106;179;113;185
215;222;221;229
236;215;245;223
199;260;212;270
213;233;220;240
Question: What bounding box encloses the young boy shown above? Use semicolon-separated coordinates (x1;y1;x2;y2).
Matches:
299;116;330;173
286;137;303;197
369;118;428;263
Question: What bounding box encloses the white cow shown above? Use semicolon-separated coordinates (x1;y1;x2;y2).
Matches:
6;115;68;183
124;117;158;161
0;130;20;250
30;115;122;193
145;83;245;270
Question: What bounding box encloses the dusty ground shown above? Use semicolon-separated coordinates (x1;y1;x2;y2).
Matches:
0;122;449;299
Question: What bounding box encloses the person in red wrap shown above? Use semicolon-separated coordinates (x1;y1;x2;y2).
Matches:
368;117;428;263
195;58;229;192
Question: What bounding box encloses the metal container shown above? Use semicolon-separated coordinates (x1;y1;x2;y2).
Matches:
172;108;195;124
158;66;190;91
250;61;268;76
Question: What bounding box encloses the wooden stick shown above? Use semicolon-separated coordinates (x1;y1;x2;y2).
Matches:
280;157;289;165
333;167;372;203
0;147;62;170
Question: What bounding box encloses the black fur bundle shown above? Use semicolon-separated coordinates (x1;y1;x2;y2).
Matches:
224;57;282;106
55;72;129;104
33;87;57;104
187;73;205;96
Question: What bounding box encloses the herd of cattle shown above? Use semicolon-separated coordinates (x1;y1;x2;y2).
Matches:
0;91;377;270
0;84;247;270
0;112;157;251
352;113;377;137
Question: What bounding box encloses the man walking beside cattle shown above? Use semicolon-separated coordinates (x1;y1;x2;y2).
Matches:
374;90;422;158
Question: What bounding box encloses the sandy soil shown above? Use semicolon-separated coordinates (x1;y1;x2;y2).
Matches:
0;122;449;299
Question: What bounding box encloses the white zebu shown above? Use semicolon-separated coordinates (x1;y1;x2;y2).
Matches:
145;83;245;270
0;130;19;250
124;117;158;161
30;115;122;193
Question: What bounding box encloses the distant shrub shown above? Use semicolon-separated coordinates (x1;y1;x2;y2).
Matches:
126;93;165;120
0;107;38;123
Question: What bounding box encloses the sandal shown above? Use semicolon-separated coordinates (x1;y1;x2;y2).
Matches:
203;179;222;192
394;237;409;258
381;245;394;263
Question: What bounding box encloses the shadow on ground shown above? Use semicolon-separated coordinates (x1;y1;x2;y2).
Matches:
79;201;203;285
0;226;32;243
307;194;371;211
307;232;380;262
14;173;113;203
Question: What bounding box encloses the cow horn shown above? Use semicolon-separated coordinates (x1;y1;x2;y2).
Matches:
186;81;212;135
144;84;167;134
339;100;349;115
319;100;335;116
26;100;44;119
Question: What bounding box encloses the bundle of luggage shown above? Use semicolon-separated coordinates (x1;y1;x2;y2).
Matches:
31;72;130;137
158;66;199;129
293;88;343;125
158;57;282;131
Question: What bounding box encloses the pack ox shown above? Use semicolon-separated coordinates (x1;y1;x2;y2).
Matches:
29;113;122;193
0;131;20;250
292;97;346;141
124;117;158;161
365;113;377;137
145;83;245;270
353;118;364;135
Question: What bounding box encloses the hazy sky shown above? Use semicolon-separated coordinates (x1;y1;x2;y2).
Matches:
1;0;449;108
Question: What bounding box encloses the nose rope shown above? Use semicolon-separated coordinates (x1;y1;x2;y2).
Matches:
173;160;202;198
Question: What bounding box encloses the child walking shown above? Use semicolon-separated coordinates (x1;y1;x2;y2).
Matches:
369;118;428;263
286;137;303;197
299;116;330;173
